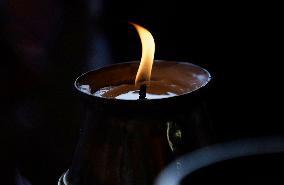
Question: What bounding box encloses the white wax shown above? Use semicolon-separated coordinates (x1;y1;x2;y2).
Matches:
93;84;179;100
115;90;176;100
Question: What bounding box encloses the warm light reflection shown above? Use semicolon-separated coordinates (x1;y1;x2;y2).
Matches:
130;22;155;85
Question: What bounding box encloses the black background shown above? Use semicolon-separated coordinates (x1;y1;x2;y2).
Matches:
0;0;282;184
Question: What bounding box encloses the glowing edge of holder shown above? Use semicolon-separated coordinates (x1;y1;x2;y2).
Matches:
58;169;69;185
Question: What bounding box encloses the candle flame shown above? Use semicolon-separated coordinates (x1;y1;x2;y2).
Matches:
130;22;155;85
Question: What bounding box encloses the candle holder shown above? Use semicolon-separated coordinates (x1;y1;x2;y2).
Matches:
59;60;212;185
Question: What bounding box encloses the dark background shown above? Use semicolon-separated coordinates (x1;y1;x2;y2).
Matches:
0;0;282;184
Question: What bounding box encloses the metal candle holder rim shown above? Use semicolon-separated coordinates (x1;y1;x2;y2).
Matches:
74;60;212;102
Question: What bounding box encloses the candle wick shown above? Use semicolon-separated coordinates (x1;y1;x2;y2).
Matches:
139;84;147;100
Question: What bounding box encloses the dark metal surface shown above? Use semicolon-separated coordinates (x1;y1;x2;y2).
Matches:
155;136;284;185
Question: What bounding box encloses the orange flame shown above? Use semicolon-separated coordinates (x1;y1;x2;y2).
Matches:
130;22;155;85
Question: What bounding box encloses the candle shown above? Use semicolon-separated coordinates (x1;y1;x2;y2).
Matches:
76;22;211;100
77;60;210;100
